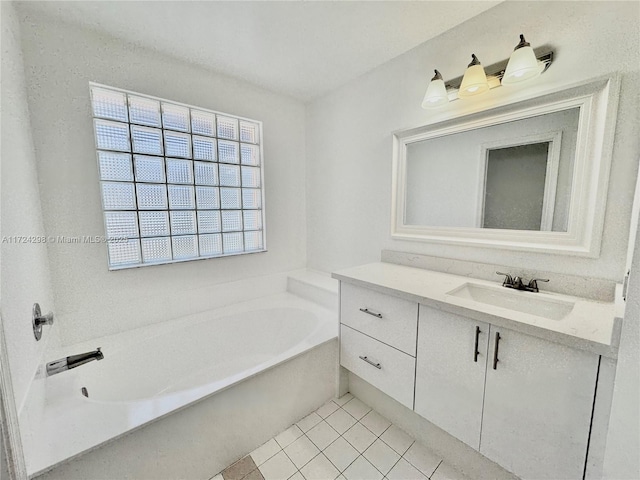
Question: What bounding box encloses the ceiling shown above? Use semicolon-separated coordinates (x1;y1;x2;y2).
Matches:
16;1;502;101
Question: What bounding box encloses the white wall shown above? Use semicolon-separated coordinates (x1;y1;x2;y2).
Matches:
17;10;307;346
0;2;59;412
602;213;640;479
306;1;640;281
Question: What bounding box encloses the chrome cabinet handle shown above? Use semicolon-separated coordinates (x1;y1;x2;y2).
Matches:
474;326;481;362
359;356;382;369
493;331;501;370
359;308;382;318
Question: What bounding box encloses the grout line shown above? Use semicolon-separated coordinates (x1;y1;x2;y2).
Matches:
431;459;444;478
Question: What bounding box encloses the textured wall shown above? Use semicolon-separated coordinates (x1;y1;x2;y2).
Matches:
0;2;59;412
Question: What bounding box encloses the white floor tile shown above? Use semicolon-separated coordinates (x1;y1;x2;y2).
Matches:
300;453;340;480
275;425;304;449
325;408;357;435
403;442;441;478
259;450;298;480
380;425;414;455
251;438;282;467
306;421;340;451
297;412;323;433
342;398;371;420
343;456;384;480
284;435;320;469
431;462;469;480
363;439;400;475
323;437;359;472
334;393;354;406
336;476;347;480
209;475;223;480
316;401;340;419
386;458;427;480
343;423;376;453
289;473;305;480
359;410;391;437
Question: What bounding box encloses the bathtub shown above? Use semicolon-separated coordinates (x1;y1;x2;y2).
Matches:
22;292;338;478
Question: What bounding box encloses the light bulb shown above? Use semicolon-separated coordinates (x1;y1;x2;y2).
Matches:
458;54;489;98
502;34;543;85
421;70;449;109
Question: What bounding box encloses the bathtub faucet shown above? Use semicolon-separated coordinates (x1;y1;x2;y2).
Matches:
46;348;104;376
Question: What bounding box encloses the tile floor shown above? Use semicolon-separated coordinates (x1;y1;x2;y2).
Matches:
213;393;469;480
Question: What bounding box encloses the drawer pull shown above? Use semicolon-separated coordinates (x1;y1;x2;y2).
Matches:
359;355;382;369
359;308;382;318
493;331;501;370
473;326;481;362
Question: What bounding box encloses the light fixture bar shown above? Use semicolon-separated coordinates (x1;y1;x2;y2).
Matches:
444;50;553;94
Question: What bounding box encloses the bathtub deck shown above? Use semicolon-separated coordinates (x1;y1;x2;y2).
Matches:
214;393;469;480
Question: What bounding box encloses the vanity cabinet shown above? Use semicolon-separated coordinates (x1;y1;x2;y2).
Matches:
334;263;617;480
415;305;599;480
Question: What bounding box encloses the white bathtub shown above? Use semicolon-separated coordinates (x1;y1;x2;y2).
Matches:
23;292;337;477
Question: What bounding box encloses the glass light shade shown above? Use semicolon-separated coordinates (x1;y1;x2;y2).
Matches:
422;78;449;109
458;64;489;98
502;45;542;85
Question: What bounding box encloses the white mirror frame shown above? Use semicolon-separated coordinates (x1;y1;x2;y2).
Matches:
391;75;621;257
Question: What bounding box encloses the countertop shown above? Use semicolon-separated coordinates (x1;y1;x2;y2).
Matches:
332;262;623;358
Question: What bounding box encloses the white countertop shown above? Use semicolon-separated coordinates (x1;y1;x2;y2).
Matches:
332;262;622;358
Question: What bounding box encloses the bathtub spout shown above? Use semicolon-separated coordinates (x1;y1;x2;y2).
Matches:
46;348;104;376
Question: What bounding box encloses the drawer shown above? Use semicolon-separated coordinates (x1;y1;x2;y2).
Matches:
340;282;418;355
340;325;416;409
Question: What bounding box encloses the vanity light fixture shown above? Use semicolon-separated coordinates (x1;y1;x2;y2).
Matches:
421;34;553;109
458;54;490;98
502;34;544;85
421;70;449;108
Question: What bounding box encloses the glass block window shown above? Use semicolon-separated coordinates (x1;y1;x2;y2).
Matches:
91;84;265;269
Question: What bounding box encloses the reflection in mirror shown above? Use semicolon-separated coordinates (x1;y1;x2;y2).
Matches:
405;107;580;232
484;142;551;230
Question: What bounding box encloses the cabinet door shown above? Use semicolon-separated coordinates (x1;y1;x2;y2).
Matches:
481;325;599;480
414;305;489;449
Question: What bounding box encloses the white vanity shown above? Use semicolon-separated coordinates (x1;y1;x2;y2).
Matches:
333;262;621;480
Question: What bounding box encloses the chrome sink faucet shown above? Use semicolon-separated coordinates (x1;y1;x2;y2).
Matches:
46;348;104;376
497;272;549;293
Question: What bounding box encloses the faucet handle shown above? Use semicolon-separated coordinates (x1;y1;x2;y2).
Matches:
527;278;549;292
496;272;514;286
32;303;54;341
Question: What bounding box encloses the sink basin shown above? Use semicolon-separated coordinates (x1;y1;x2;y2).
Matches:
446;283;575;320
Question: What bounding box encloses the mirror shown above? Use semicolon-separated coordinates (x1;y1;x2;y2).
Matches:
392;76;619;257
405;108;579;232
